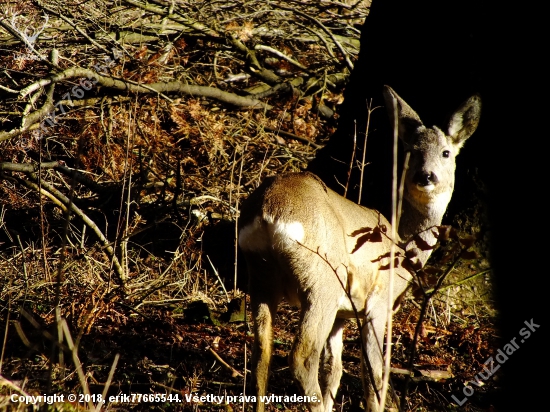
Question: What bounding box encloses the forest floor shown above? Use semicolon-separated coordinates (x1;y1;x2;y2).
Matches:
0;1;499;410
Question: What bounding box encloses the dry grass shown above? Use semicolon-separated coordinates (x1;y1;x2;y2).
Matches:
0;1;497;410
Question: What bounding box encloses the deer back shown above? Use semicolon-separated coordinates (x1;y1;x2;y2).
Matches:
239;172;412;315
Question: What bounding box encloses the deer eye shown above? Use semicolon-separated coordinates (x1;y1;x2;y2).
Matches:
442;150;450;158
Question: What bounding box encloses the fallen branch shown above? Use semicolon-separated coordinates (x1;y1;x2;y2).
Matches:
275;4;354;71
264;126;322;149
12;171;126;285
0;68;271;143
35;1;112;54
1;161;113;195
122;0;221;38
0;161;58;172
254;44;309;71
207;347;243;378
19;67;271;108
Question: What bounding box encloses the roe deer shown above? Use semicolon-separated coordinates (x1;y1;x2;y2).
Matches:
238;86;481;411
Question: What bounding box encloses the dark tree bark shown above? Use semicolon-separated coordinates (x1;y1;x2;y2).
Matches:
310;2;547;411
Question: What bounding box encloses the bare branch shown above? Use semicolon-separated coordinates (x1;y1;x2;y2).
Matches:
274;4;355;71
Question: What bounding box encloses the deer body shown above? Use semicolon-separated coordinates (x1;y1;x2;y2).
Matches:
239;86;481;411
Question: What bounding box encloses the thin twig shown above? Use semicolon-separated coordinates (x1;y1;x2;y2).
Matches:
35;2;111;54
400;249;466;409
208;347;243;378
206;255;230;302
61;320;95;410
96;353;120;412
14;173;126;283
254;44;308;71
379;92;399;411
264;126;322;149
275;4;354;71
344;119;356;198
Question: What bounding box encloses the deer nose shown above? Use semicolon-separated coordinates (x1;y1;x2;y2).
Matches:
414;171;438;186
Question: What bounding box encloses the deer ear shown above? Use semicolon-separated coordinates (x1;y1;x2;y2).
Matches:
383;85;424;145
447;94;482;149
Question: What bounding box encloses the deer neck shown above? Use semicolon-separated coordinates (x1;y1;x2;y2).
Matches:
398;191;451;268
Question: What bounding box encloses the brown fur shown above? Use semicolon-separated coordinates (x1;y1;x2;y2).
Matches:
239;86;481;411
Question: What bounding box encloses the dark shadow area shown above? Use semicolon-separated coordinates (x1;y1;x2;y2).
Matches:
309;1;547;410
309;1;547;411
308;0;486;223
482;4;547;412
202;219;248;293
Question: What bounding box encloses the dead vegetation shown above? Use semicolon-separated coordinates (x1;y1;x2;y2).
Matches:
0;1;497;411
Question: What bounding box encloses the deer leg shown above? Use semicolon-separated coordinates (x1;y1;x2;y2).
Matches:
248;256;282;412
320;317;345;412
362;304;388;412
290;299;338;412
